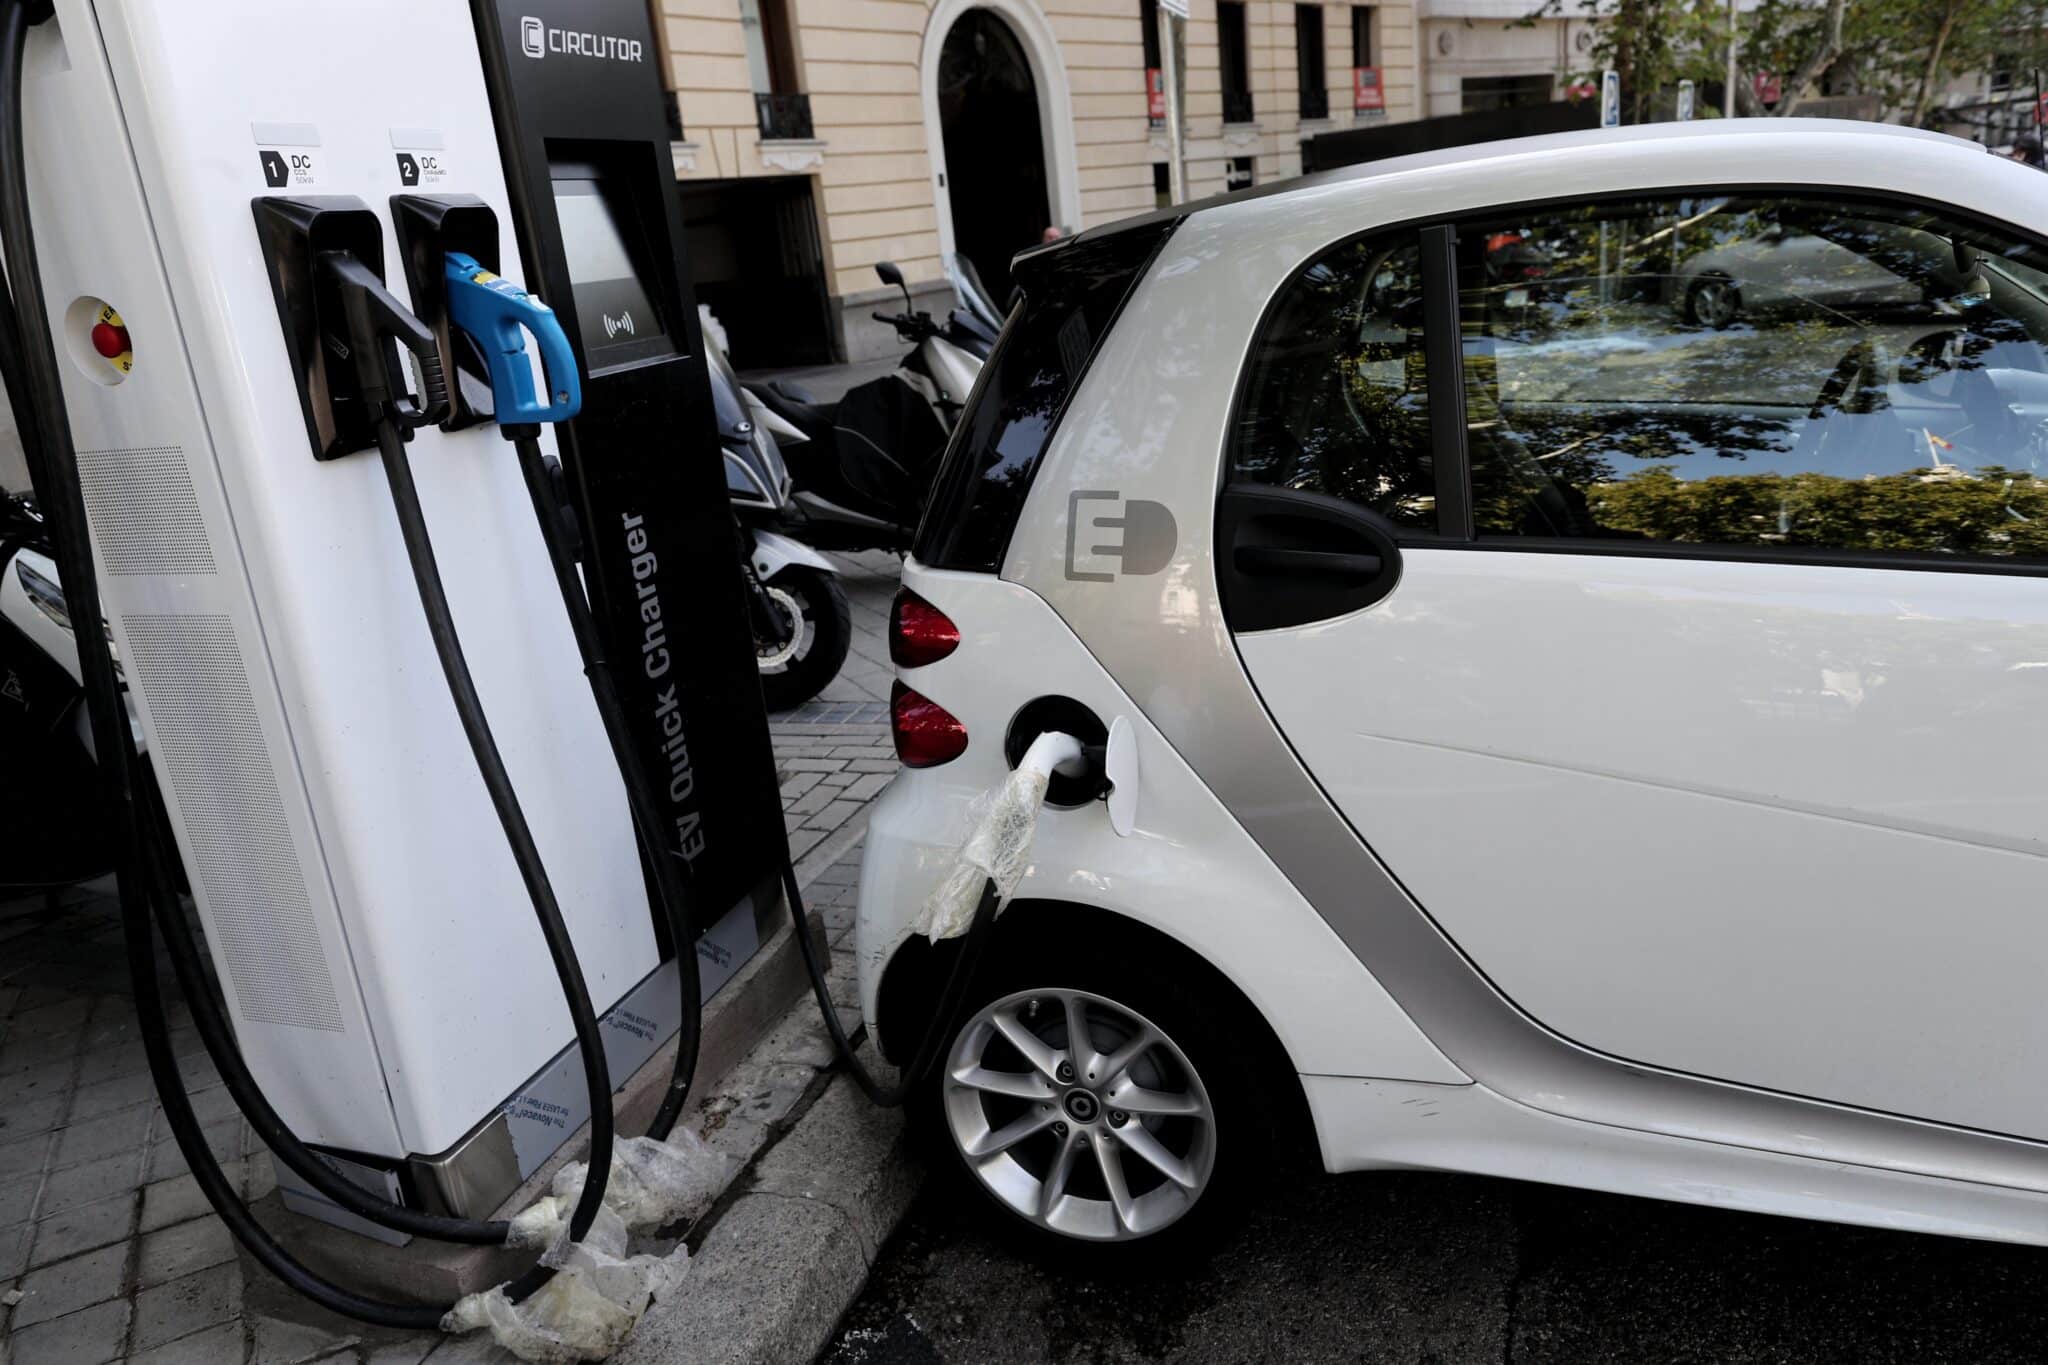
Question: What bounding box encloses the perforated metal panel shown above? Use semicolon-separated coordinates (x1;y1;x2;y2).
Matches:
122;613;342;1031
76;446;216;575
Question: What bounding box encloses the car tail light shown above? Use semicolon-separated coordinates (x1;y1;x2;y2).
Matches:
891;681;968;768
889;588;960;668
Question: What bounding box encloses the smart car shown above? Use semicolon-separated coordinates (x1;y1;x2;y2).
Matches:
855;120;2048;1256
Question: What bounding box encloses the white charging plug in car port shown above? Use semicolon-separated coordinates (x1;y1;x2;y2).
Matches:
1005;695;1109;807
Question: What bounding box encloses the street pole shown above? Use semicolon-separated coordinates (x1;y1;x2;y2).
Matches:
1724;0;1738;118
1158;0;1188;203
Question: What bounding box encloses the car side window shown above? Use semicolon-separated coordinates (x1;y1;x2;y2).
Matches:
1455;194;2048;561
1229;234;1437;530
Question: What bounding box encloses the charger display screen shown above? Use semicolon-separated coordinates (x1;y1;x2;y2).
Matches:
552;176;665;358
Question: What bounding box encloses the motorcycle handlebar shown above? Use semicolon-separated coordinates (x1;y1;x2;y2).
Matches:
872;310;939;340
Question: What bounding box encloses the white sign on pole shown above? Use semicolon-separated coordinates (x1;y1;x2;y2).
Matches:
1600;69;1621;127
1676;79;1695;121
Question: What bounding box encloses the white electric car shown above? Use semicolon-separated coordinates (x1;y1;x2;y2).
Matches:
855;120;2048;1257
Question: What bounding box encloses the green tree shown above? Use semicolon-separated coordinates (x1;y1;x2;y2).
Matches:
1531;0;2048;128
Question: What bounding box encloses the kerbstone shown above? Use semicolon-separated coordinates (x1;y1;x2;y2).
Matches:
613;1192;867;1365
748;1075;919;1261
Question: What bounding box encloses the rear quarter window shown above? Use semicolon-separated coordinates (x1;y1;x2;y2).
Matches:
915;218;1180;573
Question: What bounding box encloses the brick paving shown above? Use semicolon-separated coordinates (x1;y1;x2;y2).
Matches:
0;553;904;1363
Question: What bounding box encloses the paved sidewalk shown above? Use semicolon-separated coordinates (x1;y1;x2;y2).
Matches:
0;841;888;1365
0;553;906;1363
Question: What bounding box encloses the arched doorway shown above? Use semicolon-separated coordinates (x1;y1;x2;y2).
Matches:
936;9;1052;296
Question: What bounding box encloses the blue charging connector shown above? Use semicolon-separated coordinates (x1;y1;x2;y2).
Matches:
444;252;580;426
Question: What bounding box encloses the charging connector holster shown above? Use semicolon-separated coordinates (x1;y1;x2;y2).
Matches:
391;194;501;431
251;196;391;461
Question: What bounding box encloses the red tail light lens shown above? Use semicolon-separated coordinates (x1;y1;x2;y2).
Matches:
891;681;968;768
889;588;960;668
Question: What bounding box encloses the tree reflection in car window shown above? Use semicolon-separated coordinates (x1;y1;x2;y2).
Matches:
1456;194;2048;561
1231;235;1438;529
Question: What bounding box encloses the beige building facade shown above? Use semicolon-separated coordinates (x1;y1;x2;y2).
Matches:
652;0;1420;363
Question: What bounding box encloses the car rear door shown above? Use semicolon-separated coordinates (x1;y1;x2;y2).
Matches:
1220;188;2048;1141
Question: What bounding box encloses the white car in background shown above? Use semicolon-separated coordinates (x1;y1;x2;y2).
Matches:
1676;219;1923;326
856;121;2048;1259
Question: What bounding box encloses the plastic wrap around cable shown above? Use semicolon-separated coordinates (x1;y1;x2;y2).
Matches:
441;1132;736;1362
914;730;1084;941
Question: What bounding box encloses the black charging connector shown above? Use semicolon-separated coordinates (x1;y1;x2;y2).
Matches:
391;194;502;430
317;251;449;434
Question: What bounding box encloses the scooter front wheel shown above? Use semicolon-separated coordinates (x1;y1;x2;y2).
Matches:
756;566;852;712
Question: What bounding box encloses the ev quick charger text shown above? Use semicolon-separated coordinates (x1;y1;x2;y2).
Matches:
623;511;703;865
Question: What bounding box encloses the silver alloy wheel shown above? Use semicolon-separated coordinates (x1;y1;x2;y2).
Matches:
1691;276;1738;327
942;987;1217;1242
755;584;809;672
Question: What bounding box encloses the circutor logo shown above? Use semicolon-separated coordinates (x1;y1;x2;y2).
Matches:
519;16;644;62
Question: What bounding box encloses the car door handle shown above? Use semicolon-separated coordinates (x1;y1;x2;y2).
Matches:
1233;545;1383;579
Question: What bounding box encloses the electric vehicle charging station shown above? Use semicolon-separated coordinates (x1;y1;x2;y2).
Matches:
11;0;781;1254
0;0;1092;1343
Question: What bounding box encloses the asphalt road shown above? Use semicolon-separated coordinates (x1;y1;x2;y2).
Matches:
823;1164;2048;1364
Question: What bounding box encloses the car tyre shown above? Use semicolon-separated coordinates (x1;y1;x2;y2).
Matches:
919;935;1279;1265
1686;272;1741;328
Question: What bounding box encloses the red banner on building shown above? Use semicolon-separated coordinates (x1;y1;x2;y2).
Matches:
1147;67;1165;121
1353;65;1384;113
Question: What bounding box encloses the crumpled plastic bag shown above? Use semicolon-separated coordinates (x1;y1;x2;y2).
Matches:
442;1130;736;1361
505;1131;736;1250
442;1203;686;1364
913;730;1083;941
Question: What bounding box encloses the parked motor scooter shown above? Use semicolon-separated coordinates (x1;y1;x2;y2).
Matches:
745;260;989;553
705;335;854;712
0;490;157;892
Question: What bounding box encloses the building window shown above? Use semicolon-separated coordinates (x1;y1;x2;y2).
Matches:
1153;162;1172;209
1226;155;1256;191
1296;6;1328;120
741;0;812;138
1142;0;1164;128
1218;1;1254;123
1351;5;1371;68
1460;74;1554;113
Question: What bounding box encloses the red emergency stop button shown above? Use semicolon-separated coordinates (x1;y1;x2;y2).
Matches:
83;302;133;377
90;319;128;359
